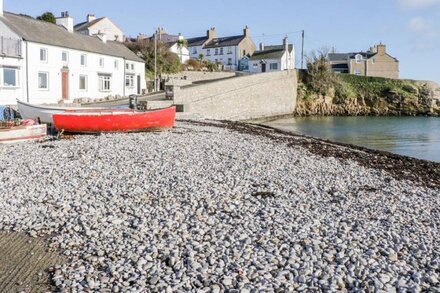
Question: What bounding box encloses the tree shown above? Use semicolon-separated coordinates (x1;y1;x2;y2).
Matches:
176;38;188;64
36;12;56;24
304;47;336;95
126;39;182;79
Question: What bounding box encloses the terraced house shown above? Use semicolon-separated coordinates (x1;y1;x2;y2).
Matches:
187;26;256;71
0;3;145;105
328;44;399;79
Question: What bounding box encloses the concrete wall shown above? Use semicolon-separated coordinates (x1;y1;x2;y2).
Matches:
174;70;297;120
166;71;236;82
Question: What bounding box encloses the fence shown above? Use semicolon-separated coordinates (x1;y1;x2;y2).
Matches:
1;37;22;58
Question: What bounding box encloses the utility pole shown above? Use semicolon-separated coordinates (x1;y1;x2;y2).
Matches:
154;28;157;92
301;30;305;69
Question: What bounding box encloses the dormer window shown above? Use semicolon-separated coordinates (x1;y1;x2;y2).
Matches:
355;54;362;64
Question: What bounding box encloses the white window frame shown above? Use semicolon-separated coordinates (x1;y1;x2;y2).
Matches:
131;64;134;70
125;74;135;88
40;48;48;63
38;72;49;90
270;63;278;70
99;58;104;68
355;54;362;64
81;54;87;67
206;49;211;56
372;58;376;64
79;75;88;91
354;69;362;76
62;51;69;63
1;67;20;88
227;47;233;54
193;47;197;54
126;63;129;70
98;74;111;92
228;58;233;65
220;48;224;55
215;48;219;55
114;60;119;69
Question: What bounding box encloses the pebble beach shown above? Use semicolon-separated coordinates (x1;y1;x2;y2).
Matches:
0;120;439;292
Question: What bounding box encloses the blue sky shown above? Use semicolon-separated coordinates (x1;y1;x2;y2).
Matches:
4;0;440;82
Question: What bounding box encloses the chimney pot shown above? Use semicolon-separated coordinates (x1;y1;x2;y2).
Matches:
259;42;264;51
56;11;74;33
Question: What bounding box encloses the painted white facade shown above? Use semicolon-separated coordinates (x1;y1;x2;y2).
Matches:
248;51;295;74
76;16;124;42
188;44;240;70
0;22;145;105
169;43;190;64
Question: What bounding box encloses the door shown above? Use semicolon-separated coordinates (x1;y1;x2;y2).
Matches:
261;63;266;73
137;75;141;95
61;70;69;100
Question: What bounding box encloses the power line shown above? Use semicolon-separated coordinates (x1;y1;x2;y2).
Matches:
252;30;304;39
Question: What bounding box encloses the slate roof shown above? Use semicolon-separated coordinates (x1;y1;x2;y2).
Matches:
248;44;293;61
73;17;105;31
249;49;285;61
1;12;143;62
203;35;245;49
328;52;377;62
187;36;209;47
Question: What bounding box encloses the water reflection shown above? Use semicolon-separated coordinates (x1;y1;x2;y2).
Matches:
266;117;440;162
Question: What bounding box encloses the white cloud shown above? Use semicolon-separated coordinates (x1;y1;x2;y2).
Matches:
398;0;440;8
409;17;439;36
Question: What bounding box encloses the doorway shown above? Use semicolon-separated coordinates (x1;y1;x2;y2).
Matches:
137;75;141;95
61;69;69;100
261;63;266;73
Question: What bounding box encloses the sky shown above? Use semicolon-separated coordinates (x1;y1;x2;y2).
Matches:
4;0;440;83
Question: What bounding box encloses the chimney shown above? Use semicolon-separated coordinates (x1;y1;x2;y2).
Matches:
56;11;74;33
376;43;386;55
0;0;3;16
87;14;96;23
243;25;250;37
207;27;216;40
259;42;265;51
283;36;289;52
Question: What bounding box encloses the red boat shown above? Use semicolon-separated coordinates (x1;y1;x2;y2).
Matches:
53;106;176;133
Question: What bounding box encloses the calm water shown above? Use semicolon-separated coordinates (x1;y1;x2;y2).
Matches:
265;117;440;162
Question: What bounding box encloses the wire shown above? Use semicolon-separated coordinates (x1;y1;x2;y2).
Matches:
252;30;304;39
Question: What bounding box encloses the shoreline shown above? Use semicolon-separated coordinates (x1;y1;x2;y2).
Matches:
186;120;440;189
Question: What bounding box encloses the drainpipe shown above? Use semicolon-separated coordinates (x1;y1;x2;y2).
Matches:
25;40;29;102
123;58;126;97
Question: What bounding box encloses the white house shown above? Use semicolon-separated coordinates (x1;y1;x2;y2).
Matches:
245;37;295;73
0;6;146;106
136;28;190;64
187;27;256;71
74;13;124;42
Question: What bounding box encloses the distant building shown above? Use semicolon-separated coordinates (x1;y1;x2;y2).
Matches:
0;7;145;105
327;44;399;79
244;37;295;73
187;26;256;71
74;14;124;42
135;28;190;64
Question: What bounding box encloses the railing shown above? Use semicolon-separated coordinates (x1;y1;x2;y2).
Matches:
0;37;22;58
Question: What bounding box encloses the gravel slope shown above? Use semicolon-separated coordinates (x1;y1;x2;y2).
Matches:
0;120;439;292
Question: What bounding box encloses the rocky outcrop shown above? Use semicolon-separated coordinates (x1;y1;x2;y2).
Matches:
295;79;440;116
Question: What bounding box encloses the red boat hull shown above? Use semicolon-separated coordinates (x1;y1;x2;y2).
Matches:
53;106;176;133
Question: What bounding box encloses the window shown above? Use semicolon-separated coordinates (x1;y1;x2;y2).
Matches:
227;47;233;54
62;51;69;62
125;74;134;87
79;75;87;90
355;54;362;64
193;48;197;54
354;69;362;75
270;63;278;70
220;48;224;55
243;50;246;56
207;49;211;56
2;67;19;87
228;58;233;65
114;60;119;69
131;64;134;70
253;63;259;68
81;54;87;66
38;72;49;89
126;63;129;70
98;74;111;92
372;58;376;64
215;48;219;55
40;48;48;62
99;58;104;68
